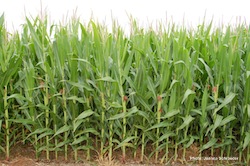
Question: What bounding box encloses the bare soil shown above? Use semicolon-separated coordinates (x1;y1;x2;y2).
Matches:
0;142;245;166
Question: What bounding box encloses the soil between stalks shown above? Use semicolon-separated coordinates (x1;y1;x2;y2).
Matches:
0;143;243;166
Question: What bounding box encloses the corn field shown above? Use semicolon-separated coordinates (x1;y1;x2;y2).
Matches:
0;14;250;164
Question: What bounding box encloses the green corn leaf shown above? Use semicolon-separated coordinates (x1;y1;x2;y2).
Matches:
53;125;72;137
108;112;126;120
97;76;116;82
148;143;166;158
121;44;133;83
160;62;171;93
66;80;93;92
243;132;250;150
71;136;88;145
108;106;138;120
54;140;71;149
0;13;4;27
37;130;54;140
181;89;195;104
75;128;99;137
108;102;123;109
73;119;84;132
247;71;250;78
38;146;52;153
0;146;5;153
219;115;236;127
6;94;27;101
8;119;35;125
158;132;176;142
214;139;232;148
200;138;218;152
177;115;195;130
134;125;146;131
75;109;94;121
136;95;151;111
112;138;120;145
25;128;51;141
128;106;140;115
36;103;50;111
174;60;185;66
75;145;95;151
162;109;180;119
114;136;137;150
202;87;208;113
205;125;213;136
207;103;218;111
146;121;173;131
73;110;94;131
44;61;54;81
213;93;236;116
0;55;22;88
248;104;250;118
184;136;195;148
211;114;223;134
71;58;91;65
198;58;214;86
168;79;179;91
26;18;44;62
191;109;202;116
67;96;86;104
137;110;150;123
0;120;2;132
125;75;136;89
177;137;190;146
147;76;156;99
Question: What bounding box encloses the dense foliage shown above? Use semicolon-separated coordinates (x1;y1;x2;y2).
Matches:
0;14;249;164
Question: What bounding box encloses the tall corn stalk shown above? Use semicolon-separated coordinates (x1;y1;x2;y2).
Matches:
0;14;23;160
52;26;70;160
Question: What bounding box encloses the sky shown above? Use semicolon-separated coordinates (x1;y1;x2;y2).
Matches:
0;0;249;33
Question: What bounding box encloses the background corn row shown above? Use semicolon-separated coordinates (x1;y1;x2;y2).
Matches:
0;14;250;164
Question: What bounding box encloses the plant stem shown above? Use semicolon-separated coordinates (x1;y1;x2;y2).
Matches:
141;118;145;162
109;120;113;161
86;98;91;160
100;92;105;159
165;136;169;163
247;145;250;164
122;95;127;161
4;86;9;160
134;129;137;159
174;128;179;161
212;84;219;156
155;95;162;163
72;99;78;161
53;102;58;160
44;74;49;160
62;86;68;160
30;100;38;159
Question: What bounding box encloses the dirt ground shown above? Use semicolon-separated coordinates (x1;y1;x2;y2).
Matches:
0;143;245;166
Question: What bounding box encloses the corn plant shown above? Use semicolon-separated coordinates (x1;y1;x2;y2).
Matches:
0;14;23;160
0;14;250;165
